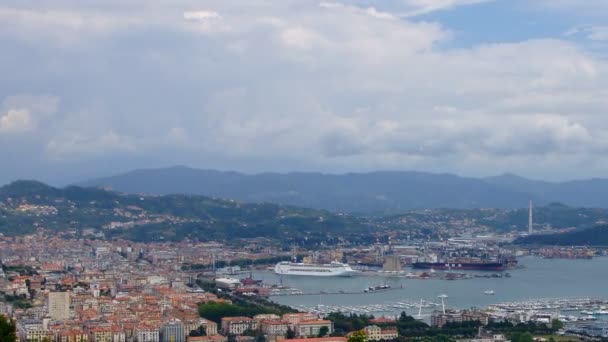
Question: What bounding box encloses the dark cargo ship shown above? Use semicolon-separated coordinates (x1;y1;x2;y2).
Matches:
412;258;517;271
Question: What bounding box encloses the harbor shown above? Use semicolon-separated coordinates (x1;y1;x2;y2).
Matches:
252;256;608;318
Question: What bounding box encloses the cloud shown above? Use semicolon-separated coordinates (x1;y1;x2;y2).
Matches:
45;130;136;161
398;0;491;17
566;25;608;41
319;2;396;20
3;95;59;115
0;0;607;181
0;109;34;133
183;11;222;21
0;95;59;134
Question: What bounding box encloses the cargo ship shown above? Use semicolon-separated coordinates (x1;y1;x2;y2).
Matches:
412;258;516;271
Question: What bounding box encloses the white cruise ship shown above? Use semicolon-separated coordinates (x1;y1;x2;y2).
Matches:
274;261;357;277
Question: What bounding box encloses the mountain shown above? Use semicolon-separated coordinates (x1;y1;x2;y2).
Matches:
484;174;608;208
0;180;367;243
514;225;608;246
80;166;539;213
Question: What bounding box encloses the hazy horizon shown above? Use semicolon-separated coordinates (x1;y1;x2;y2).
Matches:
2;164;605;189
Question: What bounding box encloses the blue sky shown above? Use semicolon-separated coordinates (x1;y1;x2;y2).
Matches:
0;0;607;184
417;0;607;49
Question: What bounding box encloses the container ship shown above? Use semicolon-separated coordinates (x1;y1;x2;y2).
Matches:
412;258;517;271
274;261;357;277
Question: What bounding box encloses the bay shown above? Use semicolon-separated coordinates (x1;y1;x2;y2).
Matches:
252;256;608;316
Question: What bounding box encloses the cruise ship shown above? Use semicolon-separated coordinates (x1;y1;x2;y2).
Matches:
274;261;357;277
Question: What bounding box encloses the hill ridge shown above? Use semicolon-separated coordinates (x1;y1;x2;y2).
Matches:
80;166;608;212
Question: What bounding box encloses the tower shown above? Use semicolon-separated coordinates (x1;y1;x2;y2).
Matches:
528;200;533;235
48;292;70;320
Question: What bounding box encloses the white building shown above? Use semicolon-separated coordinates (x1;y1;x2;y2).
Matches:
49;291;71;320
297;320;333;337
136;326;160;342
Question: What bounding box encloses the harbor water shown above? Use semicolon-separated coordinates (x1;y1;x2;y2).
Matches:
252;256;608;317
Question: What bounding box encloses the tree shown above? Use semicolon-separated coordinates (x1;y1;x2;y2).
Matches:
348;330;368;342
189;325;207;337
243;329;257;337
256;333;267;342
286;327;296;339
551;319;563;331
228;333;238;342
318;326;330;337
510;332;533;342
0;315;17;342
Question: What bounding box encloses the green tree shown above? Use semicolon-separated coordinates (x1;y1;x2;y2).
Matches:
243;329;257;337
286;327;296;339
228;333;238;342
551;319;563;331
318;326;330;337
348;330;368;342
0;315;17;342
189;325;207;337
256;333;267;342
511;332;533;342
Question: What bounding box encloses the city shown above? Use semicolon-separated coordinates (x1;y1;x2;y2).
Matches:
2;0;608;341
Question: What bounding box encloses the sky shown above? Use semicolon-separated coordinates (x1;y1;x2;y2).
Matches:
1;0;608;185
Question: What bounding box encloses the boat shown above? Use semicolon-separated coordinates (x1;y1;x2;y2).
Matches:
364;284;391;292
413;257;517;271
274;261;358;277
484;290;495;295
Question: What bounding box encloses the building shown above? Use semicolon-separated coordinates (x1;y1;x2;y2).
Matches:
282;313;318;326
59;330;89;342
187;335;228;342
382;256;403;273
221;317;257;335
462;309;490;326
19;323;53;342
363;325;398;341
89;327;113;342
49;291;71;320
260;320;290;336
161;319;186;342
297;320;333;337
253;314;281;323
431;310;463;327
284;338;346;342
136;325;160;342
431;309;489;327
184;318;218;336
111;326;127;342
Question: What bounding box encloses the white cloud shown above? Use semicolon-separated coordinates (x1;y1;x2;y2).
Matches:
587;26;608;41
3;95;59;115
0;109;34;133
183;11;222;21
0;95;59;134
0;0;608;179
45;130;136;161
319;2;396;20
398;0;491;17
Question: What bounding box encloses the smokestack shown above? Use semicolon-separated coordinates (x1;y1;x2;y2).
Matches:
528;200;533;235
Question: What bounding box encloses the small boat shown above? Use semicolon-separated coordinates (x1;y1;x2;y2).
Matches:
484;290;495;295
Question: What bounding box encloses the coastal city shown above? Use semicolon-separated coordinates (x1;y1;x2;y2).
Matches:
1;227;607;342
3;0;608;341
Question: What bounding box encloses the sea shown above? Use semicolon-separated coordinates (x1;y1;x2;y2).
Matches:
252;256;608;317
